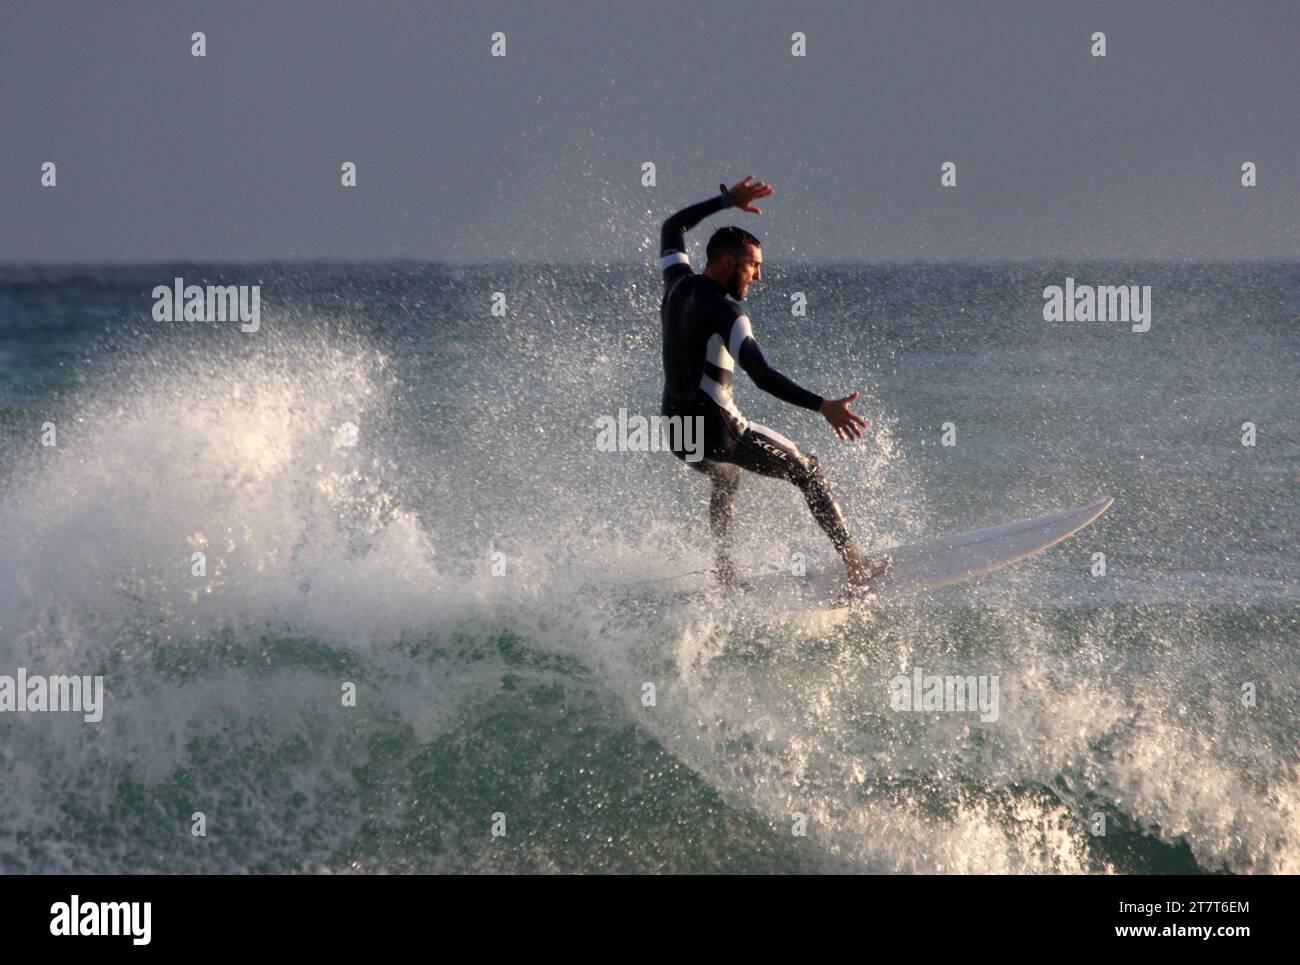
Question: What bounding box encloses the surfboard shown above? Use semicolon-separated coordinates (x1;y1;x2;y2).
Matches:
745;495;1114;612
615;496;1113;633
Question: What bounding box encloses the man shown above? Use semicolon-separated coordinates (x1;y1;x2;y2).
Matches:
658;175;890;589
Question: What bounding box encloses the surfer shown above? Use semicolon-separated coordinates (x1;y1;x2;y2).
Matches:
658;175;890;589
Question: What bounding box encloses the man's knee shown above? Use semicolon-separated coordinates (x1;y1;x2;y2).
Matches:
711;463;742;494
792;451;829;491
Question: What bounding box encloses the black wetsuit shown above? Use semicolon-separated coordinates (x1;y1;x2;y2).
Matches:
659;186;854;568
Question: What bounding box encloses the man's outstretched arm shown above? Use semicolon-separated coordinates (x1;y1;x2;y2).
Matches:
732;321;871;442
731;320;824;410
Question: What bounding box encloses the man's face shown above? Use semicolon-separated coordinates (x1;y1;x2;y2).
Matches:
725;245;763;300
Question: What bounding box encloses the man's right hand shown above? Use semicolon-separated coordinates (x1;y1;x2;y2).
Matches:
820;390;870;441
725;175;775;214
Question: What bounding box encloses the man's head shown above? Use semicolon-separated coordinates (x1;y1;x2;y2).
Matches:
704;226;762;300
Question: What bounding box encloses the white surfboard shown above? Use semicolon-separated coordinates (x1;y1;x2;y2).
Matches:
746;495;1114;611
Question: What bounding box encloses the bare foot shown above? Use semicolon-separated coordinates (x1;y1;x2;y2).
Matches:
845;551;891;588
714;558;752;592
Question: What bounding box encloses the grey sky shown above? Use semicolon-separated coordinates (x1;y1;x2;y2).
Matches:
3;0;1296;264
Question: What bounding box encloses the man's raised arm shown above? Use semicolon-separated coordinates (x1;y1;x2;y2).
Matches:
659;183;735;278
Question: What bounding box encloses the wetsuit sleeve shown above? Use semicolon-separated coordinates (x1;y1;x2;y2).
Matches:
660;184;735;282
729;315;824;411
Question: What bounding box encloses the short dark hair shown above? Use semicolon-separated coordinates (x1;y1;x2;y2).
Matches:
706;226;761;265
